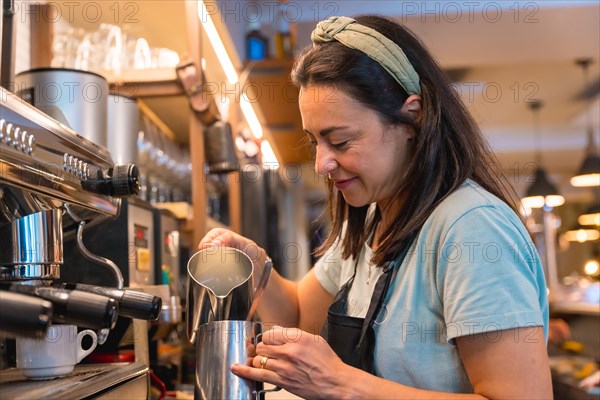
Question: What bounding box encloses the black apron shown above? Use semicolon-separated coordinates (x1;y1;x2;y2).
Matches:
325;245;410;374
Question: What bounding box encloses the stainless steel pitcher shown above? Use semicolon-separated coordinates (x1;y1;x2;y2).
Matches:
186;247;254;343
194;321;280;400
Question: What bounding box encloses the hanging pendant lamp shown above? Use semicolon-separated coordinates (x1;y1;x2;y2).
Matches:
523;169;566;208
571;149;600;187
571;59;600;187
521;101;565;209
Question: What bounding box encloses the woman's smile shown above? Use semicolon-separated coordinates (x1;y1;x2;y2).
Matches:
333;177;357;190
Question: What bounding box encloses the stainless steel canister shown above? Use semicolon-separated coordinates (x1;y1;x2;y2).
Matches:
14;68;108;148
107;94;139;164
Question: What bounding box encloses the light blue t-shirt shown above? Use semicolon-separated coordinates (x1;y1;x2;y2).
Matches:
314;180;549;393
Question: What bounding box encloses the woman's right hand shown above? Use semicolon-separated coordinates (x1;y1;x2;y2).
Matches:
198;228;269;275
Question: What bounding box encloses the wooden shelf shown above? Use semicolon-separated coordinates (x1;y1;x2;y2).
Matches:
106;68;183;98
104;68;178;83
156;203;230;236
154;202;193;220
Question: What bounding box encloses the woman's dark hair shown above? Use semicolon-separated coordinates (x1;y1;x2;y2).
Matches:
291;15;519;266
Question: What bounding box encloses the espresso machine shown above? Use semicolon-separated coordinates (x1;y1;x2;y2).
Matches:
0;87;160;398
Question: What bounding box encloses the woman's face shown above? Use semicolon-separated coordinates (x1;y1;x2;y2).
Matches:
299;84;419;210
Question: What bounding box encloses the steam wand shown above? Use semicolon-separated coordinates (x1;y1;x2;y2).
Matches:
64;205;124;290
64;205;124;345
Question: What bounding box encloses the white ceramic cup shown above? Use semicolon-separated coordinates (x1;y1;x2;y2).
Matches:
16;324;98;379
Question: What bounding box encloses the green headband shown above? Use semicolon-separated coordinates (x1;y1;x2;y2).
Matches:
311;16;421;95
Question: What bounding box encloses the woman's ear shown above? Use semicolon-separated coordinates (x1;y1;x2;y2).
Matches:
401;94;422;126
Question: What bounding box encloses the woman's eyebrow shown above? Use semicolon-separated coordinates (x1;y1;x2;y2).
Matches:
304;126;351;137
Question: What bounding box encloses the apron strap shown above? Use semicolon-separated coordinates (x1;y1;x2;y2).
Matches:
357;260;397;349
356;241;412;372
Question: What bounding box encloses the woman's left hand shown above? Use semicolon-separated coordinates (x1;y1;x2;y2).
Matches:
231;326;348;399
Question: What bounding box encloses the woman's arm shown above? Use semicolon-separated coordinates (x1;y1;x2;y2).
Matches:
234;326;551;400
456;326;552;399
297;270;334;333
333;327;551;399
256;269;333;331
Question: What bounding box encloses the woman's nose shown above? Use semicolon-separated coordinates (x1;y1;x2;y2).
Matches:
315;147;338;177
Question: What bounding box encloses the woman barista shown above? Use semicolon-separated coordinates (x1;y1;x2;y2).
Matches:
198;15;552;399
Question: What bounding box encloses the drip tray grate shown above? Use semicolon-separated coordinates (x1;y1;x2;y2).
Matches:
0;363;147;399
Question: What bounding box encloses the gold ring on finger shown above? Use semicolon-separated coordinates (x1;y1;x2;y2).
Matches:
259;355;269;369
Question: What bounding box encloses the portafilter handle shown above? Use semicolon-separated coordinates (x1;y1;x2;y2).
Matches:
1;283;118;330
0;290;53;338
56;283;162;320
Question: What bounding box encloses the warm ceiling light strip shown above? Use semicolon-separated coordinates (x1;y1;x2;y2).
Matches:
197;0;274;160
240;93;263;139
261;140;279;170
197;0;238;84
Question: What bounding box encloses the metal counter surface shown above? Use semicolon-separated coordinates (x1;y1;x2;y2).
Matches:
0;362;148;399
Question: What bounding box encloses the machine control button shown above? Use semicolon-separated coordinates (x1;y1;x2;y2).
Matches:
68;155;75;173
19;130;27;152
12;126;21;149
77;159;84;178
27;134;36;154
4;123;13;145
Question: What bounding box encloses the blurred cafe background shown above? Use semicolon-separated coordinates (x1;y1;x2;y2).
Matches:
0;1;598;399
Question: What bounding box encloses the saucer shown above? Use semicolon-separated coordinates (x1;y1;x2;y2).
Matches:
21;365;74;380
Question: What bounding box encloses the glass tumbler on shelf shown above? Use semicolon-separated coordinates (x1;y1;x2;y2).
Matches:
133;38;152;70
101;24;123;74
74;33;93;71
52;27;85;68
